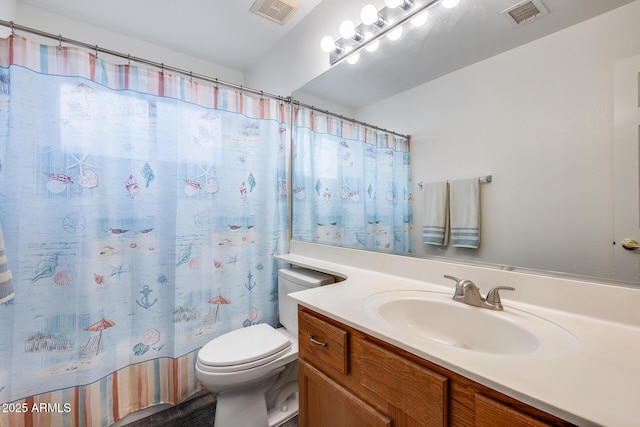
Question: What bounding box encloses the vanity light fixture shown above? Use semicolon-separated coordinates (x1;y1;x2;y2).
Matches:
320;35;341;54
320;0;461;66
339;20;363;41
385;0;414;10
364;32;380;52
386;24;403;41
411;10;429;26
361;4;387;27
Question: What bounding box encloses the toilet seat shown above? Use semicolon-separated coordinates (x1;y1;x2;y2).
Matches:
197;323;292;373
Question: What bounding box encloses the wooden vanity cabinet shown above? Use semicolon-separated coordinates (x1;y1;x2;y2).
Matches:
298;309;392;426
298;307;575;427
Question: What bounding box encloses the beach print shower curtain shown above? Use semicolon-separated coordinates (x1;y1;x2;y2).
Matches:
0;35;288;426
292;106;413;253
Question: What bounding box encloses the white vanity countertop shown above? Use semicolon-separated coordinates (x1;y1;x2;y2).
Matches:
277;242;640;427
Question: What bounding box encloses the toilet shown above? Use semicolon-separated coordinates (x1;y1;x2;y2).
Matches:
196;267;335;427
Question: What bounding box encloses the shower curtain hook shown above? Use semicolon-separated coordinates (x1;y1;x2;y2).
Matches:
10;21;14;35
127;54;131;65
58;35;62;50
94;45;98;58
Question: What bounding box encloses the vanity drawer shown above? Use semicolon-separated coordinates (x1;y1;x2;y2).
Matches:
298;309;349;375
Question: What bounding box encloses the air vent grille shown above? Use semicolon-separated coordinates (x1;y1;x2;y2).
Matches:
501;0;549;26
250;0;301;25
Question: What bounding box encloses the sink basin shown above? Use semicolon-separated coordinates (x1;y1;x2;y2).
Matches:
364;290;580;356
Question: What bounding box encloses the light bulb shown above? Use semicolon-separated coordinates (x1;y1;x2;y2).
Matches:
320;35;336;53
411;10;429;26
339;20;356;39
387;26;403;41
347;52;360;65
384;0;403;8
441;0;460;8
360;4;380;25
364;32;379;52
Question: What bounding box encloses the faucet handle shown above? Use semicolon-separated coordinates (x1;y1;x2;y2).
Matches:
485;286;515;309
443;275;465;298
443;275;462;283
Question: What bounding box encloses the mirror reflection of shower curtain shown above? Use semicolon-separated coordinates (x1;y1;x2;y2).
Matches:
292;106;413;254
0;35;288;424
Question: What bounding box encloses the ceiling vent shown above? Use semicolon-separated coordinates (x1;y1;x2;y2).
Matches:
501;0;549;27
250;0;301;25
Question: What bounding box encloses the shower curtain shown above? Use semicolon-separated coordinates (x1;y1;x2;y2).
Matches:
0;35;288;426
292;106;413;253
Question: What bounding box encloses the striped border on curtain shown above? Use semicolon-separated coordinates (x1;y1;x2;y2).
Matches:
0;351;200;427
0;35;286;123
293;105;410;152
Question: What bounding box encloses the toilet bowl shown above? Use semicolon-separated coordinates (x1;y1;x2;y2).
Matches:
196;324;299;427
196;268;335;427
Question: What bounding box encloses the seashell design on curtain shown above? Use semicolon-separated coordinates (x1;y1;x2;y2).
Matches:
292;105;413;254
0;35;288;425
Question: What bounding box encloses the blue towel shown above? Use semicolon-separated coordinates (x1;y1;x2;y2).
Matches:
422;181;449;246
449;178;480;248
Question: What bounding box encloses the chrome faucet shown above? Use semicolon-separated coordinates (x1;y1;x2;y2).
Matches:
443;275;515;311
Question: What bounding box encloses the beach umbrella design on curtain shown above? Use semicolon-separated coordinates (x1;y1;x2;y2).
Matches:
83;317;116;356
205;294;230;325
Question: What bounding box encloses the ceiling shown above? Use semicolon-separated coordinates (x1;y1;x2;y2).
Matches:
17;0;324;72
17;0;635;109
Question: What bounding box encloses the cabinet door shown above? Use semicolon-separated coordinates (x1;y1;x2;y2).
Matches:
475;394;555;427
299;360;392;427
360;339;448;427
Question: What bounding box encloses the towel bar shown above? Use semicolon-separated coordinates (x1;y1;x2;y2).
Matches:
418;175;492;188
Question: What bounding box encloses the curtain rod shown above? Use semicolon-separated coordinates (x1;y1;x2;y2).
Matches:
292;100;411;140
0;19;291;103
0;20;410;140
417;176;493;187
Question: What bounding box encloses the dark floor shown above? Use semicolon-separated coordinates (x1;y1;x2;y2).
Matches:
122;392;298;427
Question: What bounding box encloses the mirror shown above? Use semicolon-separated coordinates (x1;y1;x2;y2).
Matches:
292;0;640;285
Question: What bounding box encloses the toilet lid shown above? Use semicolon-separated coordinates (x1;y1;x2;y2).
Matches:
198;323;291;369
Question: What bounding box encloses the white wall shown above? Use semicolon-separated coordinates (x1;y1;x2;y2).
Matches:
11;2;243;85
0;0;16;37
245;0;383;97
355;1;640;280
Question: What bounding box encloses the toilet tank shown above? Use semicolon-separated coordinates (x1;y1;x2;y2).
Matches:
278;268;335;336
